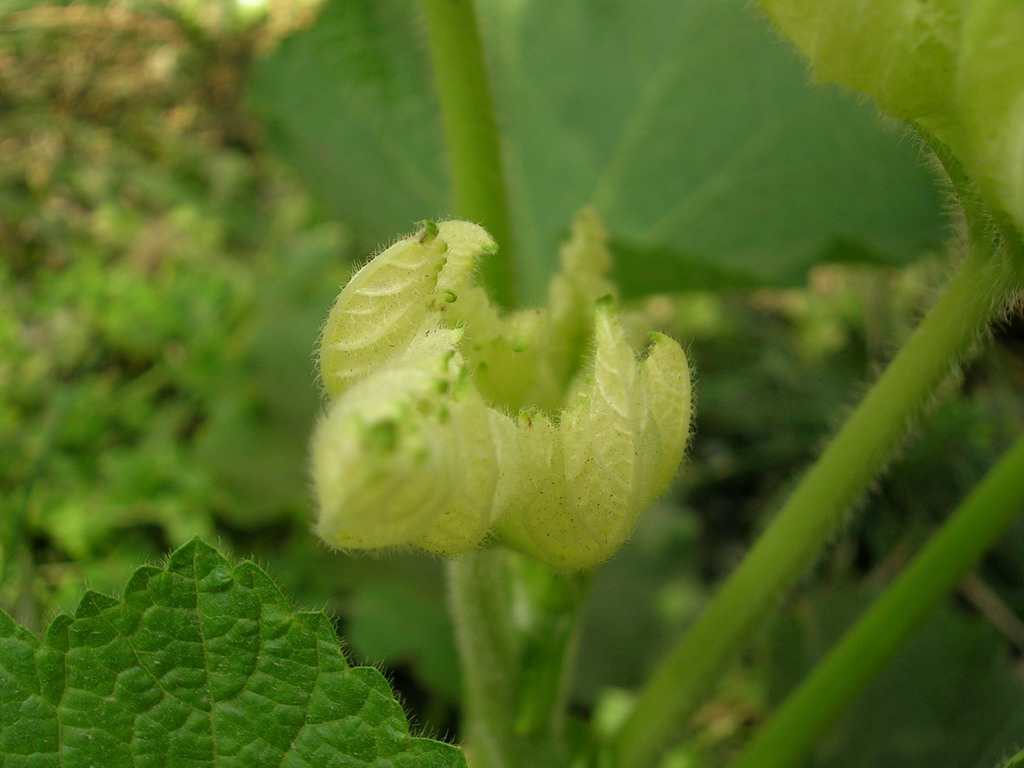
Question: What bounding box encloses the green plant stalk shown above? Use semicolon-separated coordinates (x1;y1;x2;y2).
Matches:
615;240;1022;768
419;0;516;307
728;429;1024;768
512;558;590;740
448;549;577;768
448;550;520;768
1003;747;1024;768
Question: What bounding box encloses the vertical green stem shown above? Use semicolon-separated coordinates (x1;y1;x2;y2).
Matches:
512;558;590;741
614;241;1022;768
419;0;516;307
448;548;581;768
448;549;520;768
729;430;1024;768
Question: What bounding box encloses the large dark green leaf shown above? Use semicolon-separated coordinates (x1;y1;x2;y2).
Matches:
0;539;465;768
250;1;452;245
478;0;944;297
249;0;943;299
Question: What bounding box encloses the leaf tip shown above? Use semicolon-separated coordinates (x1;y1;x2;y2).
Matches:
74;590;119;619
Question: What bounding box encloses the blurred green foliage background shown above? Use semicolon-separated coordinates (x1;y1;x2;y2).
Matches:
1;1;1023;765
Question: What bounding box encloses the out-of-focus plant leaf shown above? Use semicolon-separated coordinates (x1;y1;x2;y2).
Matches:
249;0;943;300
196;223;347;528
478;0;944;298
348;578;461;702
0;4;376;629
610;237;908;297
574;504;703;702
0;539;465;768
248;1;451;253
766;587;1024;768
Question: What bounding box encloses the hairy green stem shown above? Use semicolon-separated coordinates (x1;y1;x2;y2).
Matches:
729;430;1024;768
419;0;516;307
1003;747;1024;768
448;548;580;768
614;241;1022;768
512;558;590;740
448;550;519;768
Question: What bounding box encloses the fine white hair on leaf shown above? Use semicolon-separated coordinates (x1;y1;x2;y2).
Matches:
759;0;1024;235
311;214;694;571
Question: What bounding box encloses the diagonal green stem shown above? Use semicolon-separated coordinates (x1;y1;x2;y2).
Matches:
419;0;517;307
1003;747;1024;768
614;239;1023;768
729;429;1024;768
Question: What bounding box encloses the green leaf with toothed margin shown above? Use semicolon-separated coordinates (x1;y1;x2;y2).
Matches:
0;538;465;768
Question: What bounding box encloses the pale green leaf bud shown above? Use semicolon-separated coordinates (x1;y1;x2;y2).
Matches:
409;401;506;556
311;214;693;570
635;333;694;508
434;219;498;298
543;207;620;392
319;222;448;399
455;208;620;413
312;327;504;553
496;299;692;571
548;207;616;326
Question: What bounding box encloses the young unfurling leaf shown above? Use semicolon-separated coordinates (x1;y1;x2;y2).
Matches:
318;222;449;398
313;326;511;555
311;214;692;571
496;300;692;570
